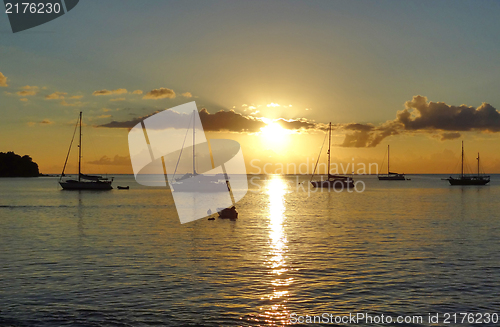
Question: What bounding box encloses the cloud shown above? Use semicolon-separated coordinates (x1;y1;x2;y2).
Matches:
0;72;7;87
60;100;83;107
98;114;112;119
340;122;400;147
98;107;318;135
87;155;131;166
69;95;83;99
398;95;500;132
20;98;28;102
340;95;500;147
198;108;266;132
110;98;126;102
440;132;462;141
27;119;54;126
92;88;128;96
143;87;176;99
132;90;143;95
45;92;67;100
16;85;39;96
181;92;192;98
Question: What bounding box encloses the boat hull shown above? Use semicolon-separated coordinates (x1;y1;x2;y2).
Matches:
378;174;406;181
60;181;113;190
447;177;490;186
311;179;354;190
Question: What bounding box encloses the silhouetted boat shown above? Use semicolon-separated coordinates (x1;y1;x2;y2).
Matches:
59;112;113;190
117;186;129;190
378;145;406;180
170;109;229;192
446;141;490;186
218;206;238;219
310;122;354;189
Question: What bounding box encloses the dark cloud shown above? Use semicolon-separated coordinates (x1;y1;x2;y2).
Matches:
440;132;461;141
275;118;316;130
143;88;176;99
98;108;316;133
340;95;500;147
340;122;400;147
198;108;265;132
93;88;128;96
98;112;159;128
398;95;500;132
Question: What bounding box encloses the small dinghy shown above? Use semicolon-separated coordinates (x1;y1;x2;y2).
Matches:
117;186;129;190
217;206;238;219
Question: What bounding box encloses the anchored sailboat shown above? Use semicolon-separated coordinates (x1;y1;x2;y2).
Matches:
310;122;354;189
170;109;229;192
59;112;113;190
446;141;490;186
378;145;406;180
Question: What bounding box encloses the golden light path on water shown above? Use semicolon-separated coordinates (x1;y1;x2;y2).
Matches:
259;176;293;326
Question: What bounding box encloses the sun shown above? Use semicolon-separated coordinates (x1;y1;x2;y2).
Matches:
259;121;291;148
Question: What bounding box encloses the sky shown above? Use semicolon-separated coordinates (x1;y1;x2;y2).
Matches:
2;0;500;174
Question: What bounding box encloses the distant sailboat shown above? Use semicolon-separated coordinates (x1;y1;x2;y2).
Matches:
446;141;490;186
310;122;354;189
378;145;406;180
59;112;113;190
170;109;229;192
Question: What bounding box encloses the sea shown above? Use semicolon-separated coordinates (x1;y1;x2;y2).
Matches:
1;174;499;327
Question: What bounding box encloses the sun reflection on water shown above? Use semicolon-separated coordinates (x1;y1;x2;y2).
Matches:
258;176;292;326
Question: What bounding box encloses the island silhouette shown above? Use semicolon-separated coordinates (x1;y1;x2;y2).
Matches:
0;152;40;177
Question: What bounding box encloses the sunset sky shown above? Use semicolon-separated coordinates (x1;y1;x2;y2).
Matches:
2;0;500;174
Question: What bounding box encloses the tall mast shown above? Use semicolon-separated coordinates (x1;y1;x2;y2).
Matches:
192;110;196;175
78;111;82;182
461;141;464;178
327;122;331;177
387;145;390;174
477;152;480;177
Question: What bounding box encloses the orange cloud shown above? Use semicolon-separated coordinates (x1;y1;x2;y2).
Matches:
92;88;128;96
132;90;143;95
0;72;7;87
45;92;67;100
181;92;193;98
143;87;176;99
17;85;39;96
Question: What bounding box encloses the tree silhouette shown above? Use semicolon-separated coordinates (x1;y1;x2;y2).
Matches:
0;152;40;177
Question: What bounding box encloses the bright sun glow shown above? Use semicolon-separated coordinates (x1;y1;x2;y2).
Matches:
259;122;290;147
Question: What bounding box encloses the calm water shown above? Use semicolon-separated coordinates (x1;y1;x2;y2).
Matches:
1;175;500;326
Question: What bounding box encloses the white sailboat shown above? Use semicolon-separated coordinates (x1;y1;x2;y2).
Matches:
59;112;113;190
310;122;354;189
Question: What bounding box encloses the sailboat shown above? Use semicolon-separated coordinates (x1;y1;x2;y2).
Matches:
378;145;406;180
310;122;354;189
170;109;229;192
59;112;113;190
446;141;490;186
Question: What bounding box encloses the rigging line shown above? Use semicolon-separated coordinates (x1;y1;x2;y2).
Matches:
310;131;328;182
379;146;388;175
171;115;193;183
60;117;80;181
